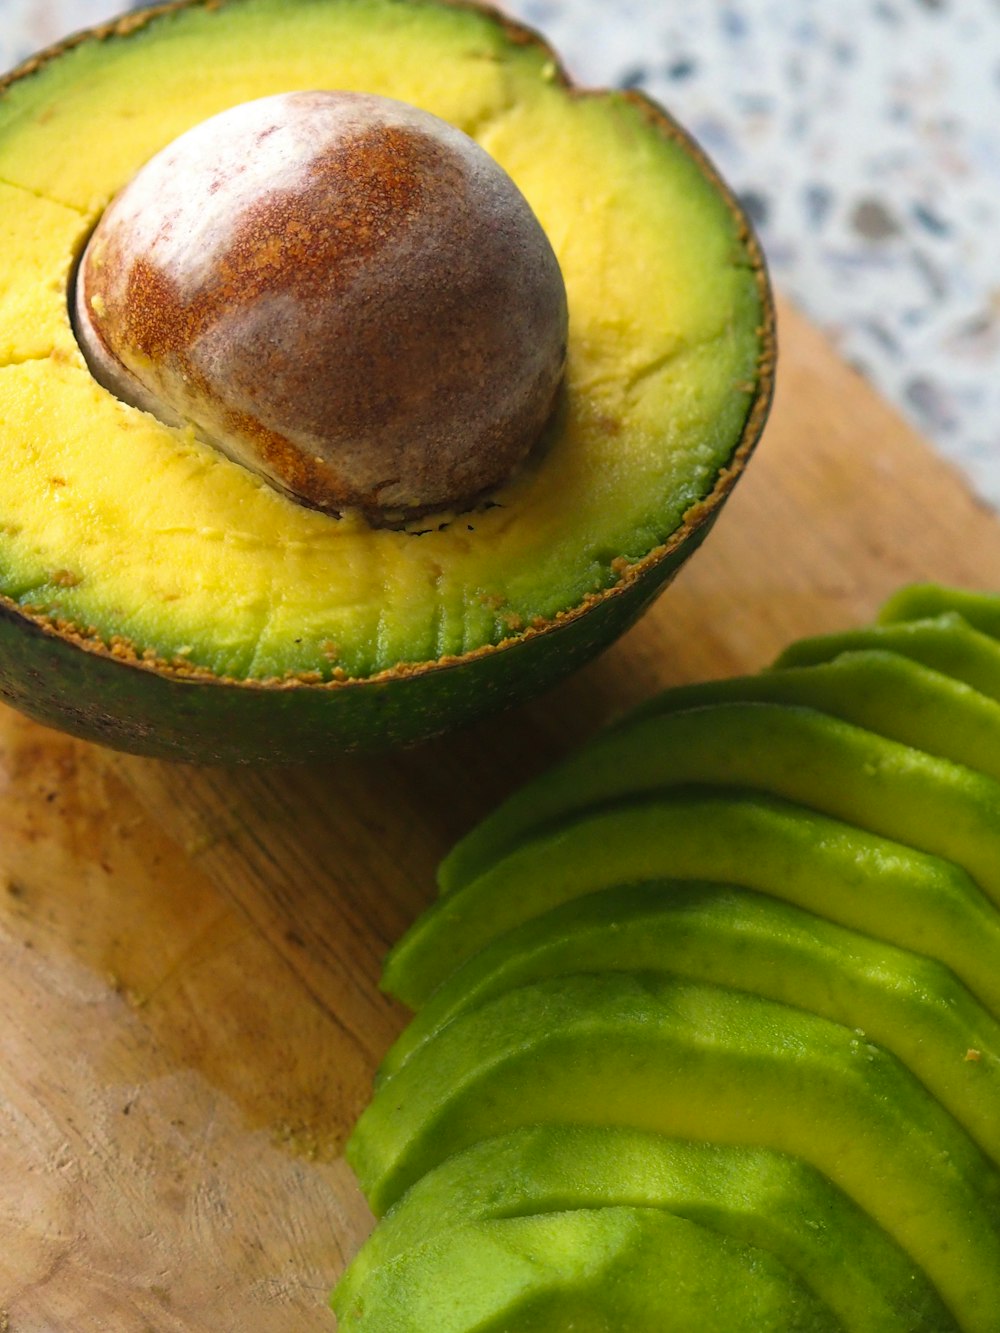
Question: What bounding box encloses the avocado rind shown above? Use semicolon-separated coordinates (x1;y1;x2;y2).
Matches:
0;527;701;761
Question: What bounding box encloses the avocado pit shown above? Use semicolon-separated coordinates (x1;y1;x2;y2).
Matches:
73;89;569;520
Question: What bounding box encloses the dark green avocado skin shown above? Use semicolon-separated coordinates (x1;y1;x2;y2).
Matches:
0;524;711;762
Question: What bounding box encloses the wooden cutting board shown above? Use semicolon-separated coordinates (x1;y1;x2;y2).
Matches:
3;294;1000;1331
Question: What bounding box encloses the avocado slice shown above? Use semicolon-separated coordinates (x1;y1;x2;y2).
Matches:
348;972;1000;1327
378;881;1000;1167
333;1204;842;1332
334;1127;955;1331
387;790;1000;1013
773;613;1000;698
435;701;1000;903
879;584;1000;636
0;0;772;761
624;648;1000;782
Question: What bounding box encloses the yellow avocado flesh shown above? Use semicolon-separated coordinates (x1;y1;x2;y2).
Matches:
0;0;764;681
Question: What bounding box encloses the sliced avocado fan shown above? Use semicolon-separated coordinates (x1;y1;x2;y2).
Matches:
336;582;1000;1333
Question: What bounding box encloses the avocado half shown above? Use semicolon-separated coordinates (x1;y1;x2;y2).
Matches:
0;0;774;762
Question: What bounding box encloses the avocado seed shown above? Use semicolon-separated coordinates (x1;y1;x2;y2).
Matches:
73;90;568;519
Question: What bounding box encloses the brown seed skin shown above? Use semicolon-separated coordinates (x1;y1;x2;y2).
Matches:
74;90;568;518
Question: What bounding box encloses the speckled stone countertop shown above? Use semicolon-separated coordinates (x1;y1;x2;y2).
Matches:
4;0;999;505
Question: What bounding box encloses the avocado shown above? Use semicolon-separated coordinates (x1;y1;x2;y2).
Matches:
334;1127;955;1331
385;790;1000;1013
348;972;1000;1327
0;0;772;761
334;1203;841;1332
435;700;1000;900
774;614;1000;697
627;647;1000;781
879;584;1000;636
377;881;1000;1167
343;585;1000;1329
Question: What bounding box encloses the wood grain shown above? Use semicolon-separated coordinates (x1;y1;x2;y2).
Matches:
2;295;1000;1329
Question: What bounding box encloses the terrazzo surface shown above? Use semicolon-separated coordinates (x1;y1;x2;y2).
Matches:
3;0;998;504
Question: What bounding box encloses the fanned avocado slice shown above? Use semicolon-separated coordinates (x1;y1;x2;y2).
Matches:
435;700;1000;901
334;1204;842;1333
0;0;772;760
879;583;1000;636
334;1127;955;1332
378;881;1000;1169
387;790;1000;1013
352;588;1000;1331
773;612;1000;698
348;972;1000;1328
624;647;1000;782
345;587;1000;1329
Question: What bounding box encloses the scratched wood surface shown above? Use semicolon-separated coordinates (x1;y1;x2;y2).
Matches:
3;295;1000;1331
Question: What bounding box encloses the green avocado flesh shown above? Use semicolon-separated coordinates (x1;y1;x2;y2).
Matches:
435;700;1000;902
338;583;1000;1332
335;1128;953;1331
774;613;1000;699
349;972;1000;1327
378;881;1000;1168
0;0;766;705
879;583;1000;637
627;648;1000;782
335;1204;841;1333
384;790;1000;1013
